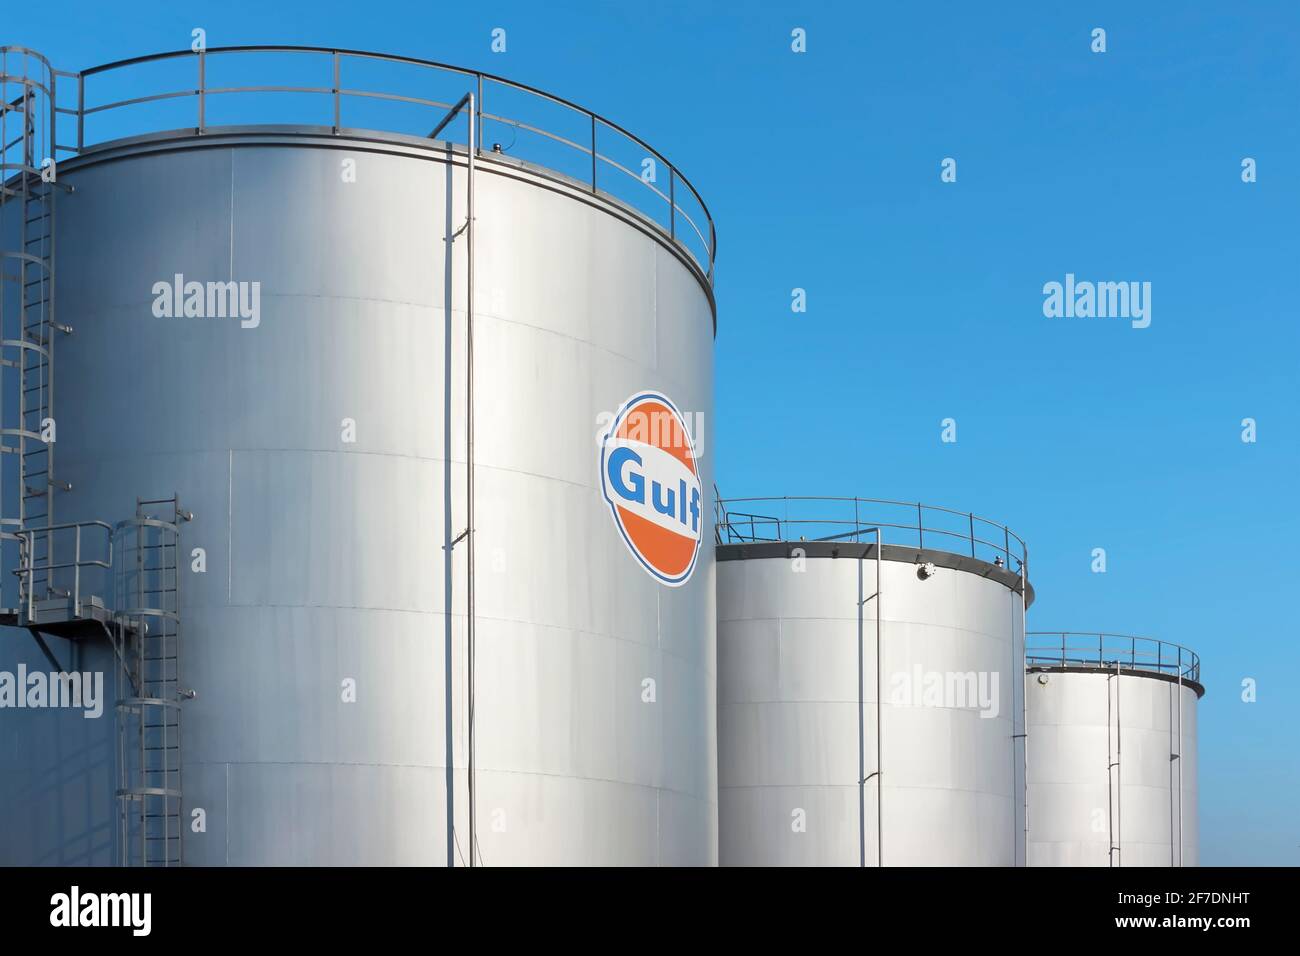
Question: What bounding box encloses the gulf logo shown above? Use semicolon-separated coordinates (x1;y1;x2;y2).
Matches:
599;390;702;587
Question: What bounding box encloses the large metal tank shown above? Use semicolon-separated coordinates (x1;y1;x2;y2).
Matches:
715;497;1032;866
1025;632;1201;866
0;46;717;865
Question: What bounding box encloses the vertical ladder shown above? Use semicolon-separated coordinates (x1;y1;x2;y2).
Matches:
114;496;189;866
1;47;65;613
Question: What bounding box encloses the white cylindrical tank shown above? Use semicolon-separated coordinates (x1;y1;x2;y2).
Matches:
0;47;717;866
715;497;1031;866
1026;633;1202;866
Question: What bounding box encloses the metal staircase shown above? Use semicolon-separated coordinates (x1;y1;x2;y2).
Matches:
114;496;189;867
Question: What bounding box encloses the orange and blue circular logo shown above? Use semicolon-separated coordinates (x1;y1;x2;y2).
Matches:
599;391;702;587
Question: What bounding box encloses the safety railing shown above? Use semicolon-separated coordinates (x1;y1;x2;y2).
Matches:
715;495;1028;575
1026;632;1200;683
48;45;715;283
11;519;113;622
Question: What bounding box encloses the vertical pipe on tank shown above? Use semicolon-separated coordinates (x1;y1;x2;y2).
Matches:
1020;563;1029;865
855;531;881;867
466;93;477;867
1170;681;1180;868
1106;667;1115;866
1177;655;1184;867
1008;570;1014;858
874;533;882;866
433;89;479;865
1008;566;1020;863
1115;659;1122;866
857;550;864;867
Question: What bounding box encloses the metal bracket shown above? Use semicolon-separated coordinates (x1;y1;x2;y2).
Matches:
28;629;67;672
446;218;472;242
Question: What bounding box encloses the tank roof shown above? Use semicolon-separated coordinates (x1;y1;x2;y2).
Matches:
1027;631;1204;696
37;44;716;305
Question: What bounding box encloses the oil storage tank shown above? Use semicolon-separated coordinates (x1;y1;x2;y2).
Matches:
1025;632;1202;866
715;496;1031;866
0;45;717;865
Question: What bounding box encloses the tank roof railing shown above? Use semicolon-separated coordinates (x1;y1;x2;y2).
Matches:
43;45;716;285
714;495;1028;576
1027;631;1200;683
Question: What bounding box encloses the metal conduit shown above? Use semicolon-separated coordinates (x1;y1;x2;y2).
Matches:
1019;565;1029;864
856;532;882;867
1177;665;1184;866
430;91;478;866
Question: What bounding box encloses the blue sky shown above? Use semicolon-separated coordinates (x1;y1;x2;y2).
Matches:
9;0;1297;865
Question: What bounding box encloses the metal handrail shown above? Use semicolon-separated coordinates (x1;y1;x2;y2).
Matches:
715;495;1028;575
1026;632;1200;683
55;45;716;283
11;519;113;621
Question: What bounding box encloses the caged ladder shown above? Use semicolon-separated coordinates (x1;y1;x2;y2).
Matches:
3;50;191;866
0;47;72;617
114;496;191;867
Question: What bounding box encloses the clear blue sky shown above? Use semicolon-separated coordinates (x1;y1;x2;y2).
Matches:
9;0;1297;865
